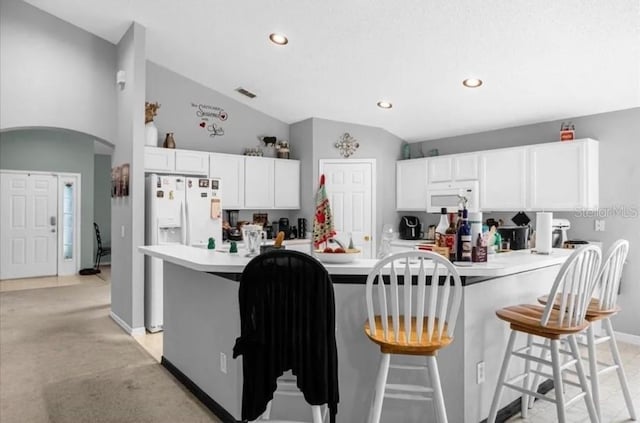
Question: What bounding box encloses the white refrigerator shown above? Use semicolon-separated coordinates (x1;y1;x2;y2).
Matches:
144;174;222;332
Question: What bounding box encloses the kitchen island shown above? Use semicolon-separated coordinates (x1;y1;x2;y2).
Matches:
139;245;574;423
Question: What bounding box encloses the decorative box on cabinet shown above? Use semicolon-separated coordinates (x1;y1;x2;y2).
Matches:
396;159;428;211
144;146;175;173
528;139;598;210
209;153;245;209
479;147;528;211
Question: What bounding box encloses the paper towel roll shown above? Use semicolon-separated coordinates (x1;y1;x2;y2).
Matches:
536;212;553;254
468;212;483;245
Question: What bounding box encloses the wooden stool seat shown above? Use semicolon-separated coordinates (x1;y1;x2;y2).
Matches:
537;294;621;321
364;316;452;356
496;304;589;339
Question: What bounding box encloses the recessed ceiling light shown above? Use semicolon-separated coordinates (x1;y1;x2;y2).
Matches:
269;33;288;45
377;101;393;109
463;78;483;88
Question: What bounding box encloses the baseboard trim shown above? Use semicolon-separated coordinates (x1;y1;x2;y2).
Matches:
161;356;239;423
109;311;146;335
614;331;640;346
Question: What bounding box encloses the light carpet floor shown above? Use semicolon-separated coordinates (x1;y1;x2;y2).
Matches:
0;278;221;423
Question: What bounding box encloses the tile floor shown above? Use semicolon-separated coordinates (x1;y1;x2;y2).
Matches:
2;267;638;422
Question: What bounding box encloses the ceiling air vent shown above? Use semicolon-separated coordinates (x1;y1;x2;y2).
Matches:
235;87;256;99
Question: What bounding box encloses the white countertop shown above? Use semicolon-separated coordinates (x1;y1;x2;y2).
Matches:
138;244;573;278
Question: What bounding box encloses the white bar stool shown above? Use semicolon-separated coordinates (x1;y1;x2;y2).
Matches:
363;251;463;423
487;245;602;423
536;240;636;422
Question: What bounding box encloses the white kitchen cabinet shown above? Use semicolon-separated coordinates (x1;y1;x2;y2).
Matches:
209;153;245;209
175;149;209;175
529;139;599;210
144;146;175;173
274;159;300;209
396;158;428;210
244;156;275;209
453;154;479;181
427;156;452;183
479;147;528;211
427;154;478;183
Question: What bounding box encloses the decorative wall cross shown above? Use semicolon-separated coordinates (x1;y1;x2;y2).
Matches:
335;132;359;158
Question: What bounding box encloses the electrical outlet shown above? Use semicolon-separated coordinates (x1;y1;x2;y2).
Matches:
220;352;227;374
476;361;485;384
594;220;605;232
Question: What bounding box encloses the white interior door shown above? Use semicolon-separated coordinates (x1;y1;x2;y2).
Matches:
1;172;58;279
319;159;375;258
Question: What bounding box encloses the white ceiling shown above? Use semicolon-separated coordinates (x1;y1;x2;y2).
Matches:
25;0;640;142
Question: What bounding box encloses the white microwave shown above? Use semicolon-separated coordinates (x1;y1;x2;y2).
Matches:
426;181;479;213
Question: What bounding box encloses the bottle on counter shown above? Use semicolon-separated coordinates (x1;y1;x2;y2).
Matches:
456;209;472;262
445;213;457;261
435;207;449;247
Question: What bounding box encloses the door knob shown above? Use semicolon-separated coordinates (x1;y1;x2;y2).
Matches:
364;235;370;241
51;229;56;233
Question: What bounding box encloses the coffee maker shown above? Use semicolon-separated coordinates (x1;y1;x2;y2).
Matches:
278;218;290;238
225;210;242;241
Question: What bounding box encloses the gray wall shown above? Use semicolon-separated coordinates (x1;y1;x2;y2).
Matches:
94;154;112;259
415;107;640;337
0;0;116;143
146;61;298;224
0;129;95;269
290;117;404;250
111;22;147;331
146;62;289;155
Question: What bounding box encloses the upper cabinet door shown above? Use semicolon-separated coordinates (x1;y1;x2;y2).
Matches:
453;155;479;181
209;153;245;209
144;146;175;173
244;156;275;209
175;150;209;175
396;159;428;210
427;156;453;183
274;159;300;209
529;139;598;210
479;148;528;211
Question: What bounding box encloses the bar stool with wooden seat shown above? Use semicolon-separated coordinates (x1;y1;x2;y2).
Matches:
487;245;602;423
364;251;463;423
535;240;636;422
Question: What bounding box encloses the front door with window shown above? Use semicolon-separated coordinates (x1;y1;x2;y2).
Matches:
0;172;58;279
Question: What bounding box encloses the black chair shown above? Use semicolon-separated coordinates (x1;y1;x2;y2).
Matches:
232;250;339;423
93;222;111;273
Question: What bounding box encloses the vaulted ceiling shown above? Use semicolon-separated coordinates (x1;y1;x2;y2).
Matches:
24;0;640;142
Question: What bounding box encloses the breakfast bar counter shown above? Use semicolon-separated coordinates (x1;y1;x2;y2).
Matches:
139;245;573;423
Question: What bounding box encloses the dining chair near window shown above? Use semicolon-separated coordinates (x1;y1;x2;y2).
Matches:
93;222;111;273
363;250;463;423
